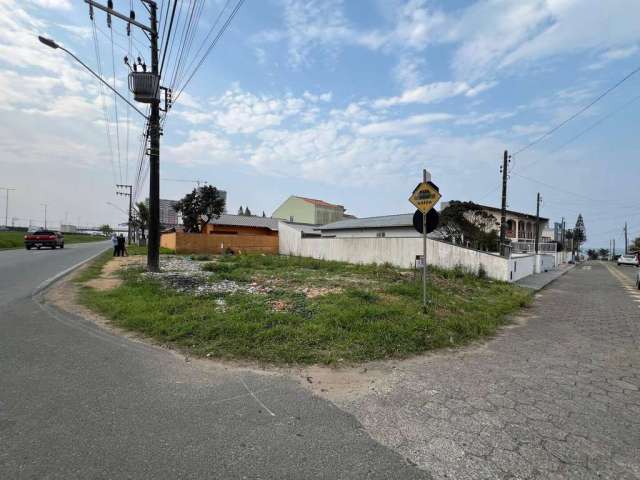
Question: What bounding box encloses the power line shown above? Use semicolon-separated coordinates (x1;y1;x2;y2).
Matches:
512;64;640;157
90;17;117;186
109;25;123;184
518;92;640;173
174;0;244;104
159;0;177;77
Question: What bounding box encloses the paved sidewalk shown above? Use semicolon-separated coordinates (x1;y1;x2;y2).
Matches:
335;261;640;479
516;263;575;291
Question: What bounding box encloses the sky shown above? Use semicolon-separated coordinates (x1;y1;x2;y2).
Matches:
1;0;639;249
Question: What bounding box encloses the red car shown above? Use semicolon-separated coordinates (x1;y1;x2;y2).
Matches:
24;230;65;250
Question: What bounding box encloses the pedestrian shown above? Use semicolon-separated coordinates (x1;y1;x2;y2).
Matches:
121;234;128;257
117;234;126;257
111;233;118;257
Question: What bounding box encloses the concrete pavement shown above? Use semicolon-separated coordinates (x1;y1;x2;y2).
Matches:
331;261;640;479
0;245;427;479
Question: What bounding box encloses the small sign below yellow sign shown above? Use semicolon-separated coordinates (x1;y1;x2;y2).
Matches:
409;181;441;213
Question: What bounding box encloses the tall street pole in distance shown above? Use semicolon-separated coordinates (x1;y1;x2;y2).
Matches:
116;184;133;245
624;222;628;255
42;204;48;229
1;187;15;228
499;150;509;256
534;193;541;254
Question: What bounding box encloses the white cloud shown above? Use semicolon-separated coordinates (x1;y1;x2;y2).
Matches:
392;54;425;89
373;81;496;108
587;45;639;70
358;113;454;136
28;0;72;10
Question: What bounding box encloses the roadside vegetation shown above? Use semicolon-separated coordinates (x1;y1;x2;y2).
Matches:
0;230;107;250
78;253;532;365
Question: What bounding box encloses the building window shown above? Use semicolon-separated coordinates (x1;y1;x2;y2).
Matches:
376;232;386;238
289;216;294;222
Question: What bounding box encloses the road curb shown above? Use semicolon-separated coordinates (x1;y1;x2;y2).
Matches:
518;263;576;292
32;247;109;297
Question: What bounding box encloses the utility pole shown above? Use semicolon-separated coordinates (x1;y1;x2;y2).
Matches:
0;187;15;228
147;2;161;272
560;217;565;261
534;193;541;254
499;150;510;256
116;184;133;244
613;239;616;258
624;222;628;254
41;204;48;229
84;0;162;271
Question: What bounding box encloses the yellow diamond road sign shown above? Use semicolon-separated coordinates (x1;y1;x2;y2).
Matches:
409;182;441;213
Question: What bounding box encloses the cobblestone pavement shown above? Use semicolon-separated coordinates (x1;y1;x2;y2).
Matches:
337;262;640;479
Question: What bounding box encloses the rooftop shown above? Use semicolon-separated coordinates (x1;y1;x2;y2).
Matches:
295;196;344;210
208;214;279;231
319;213;414;231
442;201;549;222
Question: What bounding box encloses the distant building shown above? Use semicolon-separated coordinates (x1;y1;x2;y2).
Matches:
272;196;349;225
440;201;551;242
318;214;422;238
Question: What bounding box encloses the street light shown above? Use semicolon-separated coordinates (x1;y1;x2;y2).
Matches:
37;36;148;120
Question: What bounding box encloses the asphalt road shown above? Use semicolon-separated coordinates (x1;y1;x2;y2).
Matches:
0;244;427;479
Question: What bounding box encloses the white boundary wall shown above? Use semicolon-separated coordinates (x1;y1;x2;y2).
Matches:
279;222;510;281
508;255;536;282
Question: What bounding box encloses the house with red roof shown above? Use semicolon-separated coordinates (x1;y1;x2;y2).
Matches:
271;195;350;225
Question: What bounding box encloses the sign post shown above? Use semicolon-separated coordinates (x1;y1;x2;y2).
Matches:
409;169;442;312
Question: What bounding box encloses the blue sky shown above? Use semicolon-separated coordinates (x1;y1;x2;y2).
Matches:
1;0;639;248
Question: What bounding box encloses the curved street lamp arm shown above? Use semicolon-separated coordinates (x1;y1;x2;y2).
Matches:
38;36;148;120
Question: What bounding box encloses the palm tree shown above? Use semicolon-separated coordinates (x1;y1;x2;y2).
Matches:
134;201;149;240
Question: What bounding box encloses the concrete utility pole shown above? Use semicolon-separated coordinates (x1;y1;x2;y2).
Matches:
534;193;541;254
613;239;616;258
499;150;509;256
116;184;133;244
83;0;161;271
0;187;15;228
560;216;565;259
147;2;161;272
624;222;628;254
41;204;48;229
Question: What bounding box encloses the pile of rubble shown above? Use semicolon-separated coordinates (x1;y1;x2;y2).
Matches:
139;257;274;297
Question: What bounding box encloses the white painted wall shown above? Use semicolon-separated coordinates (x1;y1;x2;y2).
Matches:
508;255;536;282
279;222;510;281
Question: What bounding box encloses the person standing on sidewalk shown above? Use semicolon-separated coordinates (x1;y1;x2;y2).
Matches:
111;234;119;257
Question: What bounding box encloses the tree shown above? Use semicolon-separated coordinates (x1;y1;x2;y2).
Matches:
574;214;586;245
632;236;640;252
173;186;226;233
244;207;252;216
586;249;597;260
438;201;499;251
99;224;113;237
238;206;244;216
598;248;609;259
133;201;149;239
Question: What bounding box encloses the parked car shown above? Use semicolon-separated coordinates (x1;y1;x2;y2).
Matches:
24;230;64;250
617;254;639;267
636;269;640;290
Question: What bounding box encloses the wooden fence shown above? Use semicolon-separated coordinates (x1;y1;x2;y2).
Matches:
161;232;278;255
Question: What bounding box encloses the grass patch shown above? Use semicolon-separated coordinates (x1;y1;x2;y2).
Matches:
0;231;107;250
124;244;175;256
79;253;532;365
